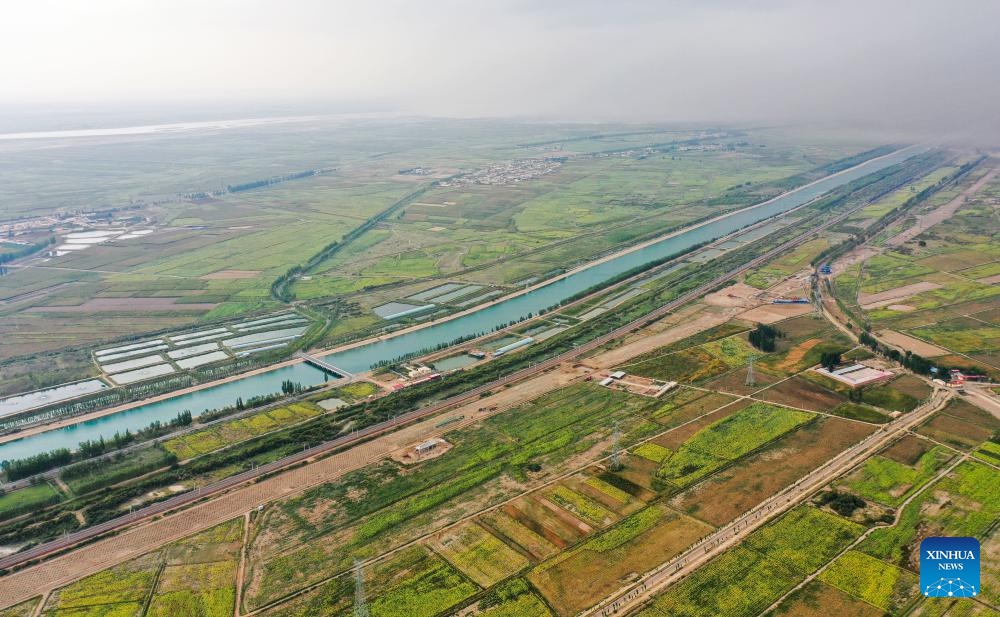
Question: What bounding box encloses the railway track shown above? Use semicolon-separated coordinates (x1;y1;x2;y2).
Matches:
0;192;892;574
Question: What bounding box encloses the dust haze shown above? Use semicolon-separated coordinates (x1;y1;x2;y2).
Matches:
1;0;998;140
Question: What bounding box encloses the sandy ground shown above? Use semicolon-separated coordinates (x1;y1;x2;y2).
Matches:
859;281;941;308
828;245;880;277
589;305;739;368
886;166;998;247
875;329;949;357
704;282;762;308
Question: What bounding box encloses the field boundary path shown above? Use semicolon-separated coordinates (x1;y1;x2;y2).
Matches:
885;164;997;247
581;387;952;617
757;453;968;616
0;163;924;609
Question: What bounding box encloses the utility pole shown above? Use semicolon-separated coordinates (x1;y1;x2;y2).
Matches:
608;421;624;471
745;354;757;387
354;559;370;617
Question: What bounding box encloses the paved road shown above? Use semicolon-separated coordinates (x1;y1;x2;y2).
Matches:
0;194;864;577
963;385;1000;420
584;388;952;617
0;181;910;616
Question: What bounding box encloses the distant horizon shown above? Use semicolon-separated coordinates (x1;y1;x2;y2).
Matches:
1;1;998;141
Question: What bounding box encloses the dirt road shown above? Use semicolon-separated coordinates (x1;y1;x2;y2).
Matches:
886;165;997;247
583;387;952;617
0;367;586;610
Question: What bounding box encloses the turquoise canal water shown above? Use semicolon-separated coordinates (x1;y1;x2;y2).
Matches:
0;147;920;461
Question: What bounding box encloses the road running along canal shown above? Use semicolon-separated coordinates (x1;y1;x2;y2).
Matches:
0;146;922;461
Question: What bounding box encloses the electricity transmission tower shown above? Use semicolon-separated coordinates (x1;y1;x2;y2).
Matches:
354;559;370;617
608;421;624;471
745;354;757;387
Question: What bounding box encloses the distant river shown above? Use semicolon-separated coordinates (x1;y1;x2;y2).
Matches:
0;146;921;461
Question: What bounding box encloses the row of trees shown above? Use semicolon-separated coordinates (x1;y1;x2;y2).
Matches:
812;156;983;270
858;331;936;375
0;236;56;275
227;169;318;193
271;187;429;302
2;411;192;481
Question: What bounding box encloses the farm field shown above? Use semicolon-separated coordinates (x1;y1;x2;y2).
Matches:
831;164;1000;376
654;402;815;489
163;401;324;460
0;124;885;415
0;482;61;521
62;446;177;495
839;445;953;507
5;137;993;617
914;398;1000;451
240;382;669;610
636;506;864;617
33;519;243;617
528;504;712;615
672;416;875;525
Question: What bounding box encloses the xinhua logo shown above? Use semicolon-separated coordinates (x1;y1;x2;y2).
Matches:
920;537;980;598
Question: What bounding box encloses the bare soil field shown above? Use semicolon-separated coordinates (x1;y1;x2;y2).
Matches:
916;413;992;450
704;282;762;308
940;398;1000;430
613;455;661;492
670;417;873;526
772;579;883;617
875;329;948;357
590;305;736;368
880;435;933;466
738;302;813;323
757;376;846;413
887;374;933;400
859;281;942;308
979;273;1000;285
776;339;822;372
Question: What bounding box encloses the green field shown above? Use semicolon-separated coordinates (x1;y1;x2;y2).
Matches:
35;519;243;617
63;447;176;495
833;166;1000;375
841;446;952;506
818;550;918;612
0;482;61;521
636;506;863;617
655;402;814;488
163;402;323;460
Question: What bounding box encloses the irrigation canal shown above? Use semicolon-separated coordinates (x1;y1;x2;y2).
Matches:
0;146;921;461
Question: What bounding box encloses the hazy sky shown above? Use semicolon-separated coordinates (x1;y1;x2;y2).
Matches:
2;0;998;135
